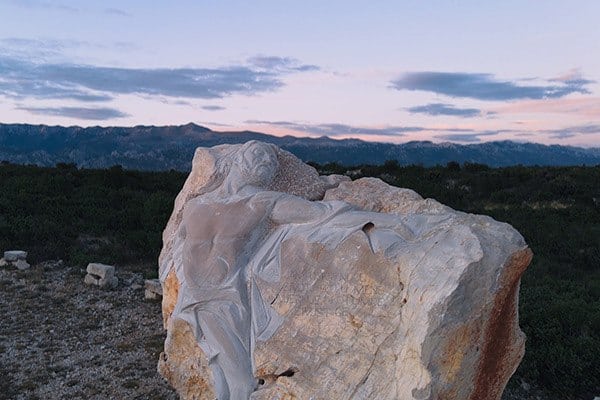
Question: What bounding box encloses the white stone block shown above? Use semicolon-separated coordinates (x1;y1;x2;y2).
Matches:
84;274;99;286
98;276;118;289
4;250;27;262
144;279;162;295
14;259;30;270
86;263;115;279
84;273;118;289
145;289;161;300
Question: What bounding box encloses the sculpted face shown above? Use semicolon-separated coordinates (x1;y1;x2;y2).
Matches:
237;142;278;187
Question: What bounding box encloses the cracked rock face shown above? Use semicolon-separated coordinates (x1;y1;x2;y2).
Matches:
157;141;531;400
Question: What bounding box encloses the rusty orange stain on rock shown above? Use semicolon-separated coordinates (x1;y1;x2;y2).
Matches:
469;248;532;400
161;268;179;328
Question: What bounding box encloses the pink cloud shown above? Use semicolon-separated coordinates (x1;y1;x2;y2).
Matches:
551;68;585;83
493;97;600;118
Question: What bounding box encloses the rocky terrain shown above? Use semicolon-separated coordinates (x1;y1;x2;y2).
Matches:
0;260;177;400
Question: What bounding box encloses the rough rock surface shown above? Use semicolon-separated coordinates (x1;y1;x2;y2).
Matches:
4;250;27;262
84;262;118;289
14;259;31;270
2;250;30;270
145;279;163;300
158;141;532;400
86;262;115;279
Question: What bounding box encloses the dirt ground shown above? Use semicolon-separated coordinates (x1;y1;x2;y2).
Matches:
0;260;177;400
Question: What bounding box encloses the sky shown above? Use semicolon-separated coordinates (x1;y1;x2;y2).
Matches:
1;0;599;147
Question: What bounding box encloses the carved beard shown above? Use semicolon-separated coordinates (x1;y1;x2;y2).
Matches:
240;164;275;188
238;147;278;188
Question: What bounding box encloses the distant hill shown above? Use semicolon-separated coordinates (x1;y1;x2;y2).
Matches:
1;122;599;170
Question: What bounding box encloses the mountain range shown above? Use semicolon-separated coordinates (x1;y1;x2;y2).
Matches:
1;122;599;170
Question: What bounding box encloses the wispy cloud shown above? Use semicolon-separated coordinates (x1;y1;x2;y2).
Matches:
198;121;236;128
0;80;113;102
0;37;85;49
0;37;88;61
246;120;424;137
6;0;79;12
247;56;319;73
0;37;138;62
6;1;135;17
15;106;129;120
493;97;600;118
0;53;318;103
150;96;191;106
542;124;600;139
199;121;234;128
433;131;506;143
247;119;600;144
549;68;594;85
201;105;225;111
433;124;600;142
406;103;483;118
104;7;132;17
391;72;594;101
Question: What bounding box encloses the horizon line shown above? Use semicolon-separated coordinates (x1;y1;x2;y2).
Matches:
1;120;599;150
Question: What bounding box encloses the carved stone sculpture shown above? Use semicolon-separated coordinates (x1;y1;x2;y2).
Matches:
157;141;532;400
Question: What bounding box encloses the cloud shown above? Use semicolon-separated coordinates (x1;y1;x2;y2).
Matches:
247;56;319;73
0;80;113;102
113;41;138;50
434;131;505;143
542;124;600;139
201;105;225;111
173;100;191;106
0;37;138;63
0;37;89;60
547;131;577;139
0;37;83;49
248;120;533;144
16;106;129;120
406;103;483;118
434;124;600;142
199;121;234;128
246;120;424;137
550;68;595;86
104;7;132;17
150;96;191;106
6;0;79;12
390;72;593;101
0;53;317;103
493;97;600;118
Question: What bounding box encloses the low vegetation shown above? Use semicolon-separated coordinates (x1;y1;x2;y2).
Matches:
0;162;185;275
1;160;598;399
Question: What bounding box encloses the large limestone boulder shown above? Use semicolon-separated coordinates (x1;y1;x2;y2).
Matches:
157;141;532;400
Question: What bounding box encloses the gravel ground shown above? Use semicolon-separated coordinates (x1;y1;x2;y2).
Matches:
0;260;177;400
